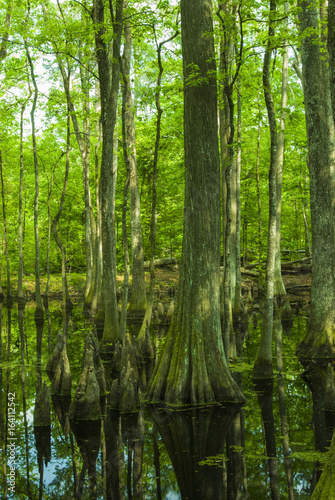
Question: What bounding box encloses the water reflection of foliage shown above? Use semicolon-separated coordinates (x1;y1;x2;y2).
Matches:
0;307;323;498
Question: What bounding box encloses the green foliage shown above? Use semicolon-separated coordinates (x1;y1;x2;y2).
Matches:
0;0;311;287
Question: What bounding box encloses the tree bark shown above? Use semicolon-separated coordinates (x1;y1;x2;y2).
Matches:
233;79;243;325
52;112;72;311
253;0;278;380
120;111;130;338
312;429;335;499
0;151;11;303
26;46;43;322
94;0;124;343
274;4;289;298
218;2;238;359
296;0;335;360
255;91;263;292
147;0;244;405
18;103;26;306
0;1;12;61
121;12;147;319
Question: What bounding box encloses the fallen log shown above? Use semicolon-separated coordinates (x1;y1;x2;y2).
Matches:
143;257;177;269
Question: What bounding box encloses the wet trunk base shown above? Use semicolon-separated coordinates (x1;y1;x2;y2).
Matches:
311;429;335;499
296;324;335;361
69;334;106;421
103;334;141;413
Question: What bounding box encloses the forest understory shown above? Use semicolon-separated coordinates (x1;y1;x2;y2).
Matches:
2;258;312;312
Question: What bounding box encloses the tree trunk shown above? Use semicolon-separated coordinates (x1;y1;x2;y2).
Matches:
0;1;12;61
218;2;237;359
18;103;26;306
120;125;130;338
121;13;147;319
94;0;124;343
55;38;94;313
296;0;335;360
147;0;244;405
0;151;11;303
26;46;43;322
312;429;335;499
253;0;278;380
90;84;103;317
52;112;72;311
44;173;53;308
137;29;178;346
255;92;263;293
274;4;289;299
233;79;243;324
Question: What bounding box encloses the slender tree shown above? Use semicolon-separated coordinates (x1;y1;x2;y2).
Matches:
0;151;10;302
137;28;178;346
217;2;243;359
121;8;147;320
18;101;27;306
273;2;289;298
93;0;124;343
252;0;278;380
25;45;43;322
52;111;72;310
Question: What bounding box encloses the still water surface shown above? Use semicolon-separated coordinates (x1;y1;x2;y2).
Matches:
0;302;317;498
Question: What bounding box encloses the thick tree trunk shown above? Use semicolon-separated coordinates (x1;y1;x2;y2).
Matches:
312;429;335;499
296;0;335;361
147;0;244;405
121;14;147;319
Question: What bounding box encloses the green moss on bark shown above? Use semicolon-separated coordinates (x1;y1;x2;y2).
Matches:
312;430;335;499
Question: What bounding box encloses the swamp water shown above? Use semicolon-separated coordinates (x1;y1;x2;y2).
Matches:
0;302;319;498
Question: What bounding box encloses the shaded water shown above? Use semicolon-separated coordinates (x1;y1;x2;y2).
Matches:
0;303;318;499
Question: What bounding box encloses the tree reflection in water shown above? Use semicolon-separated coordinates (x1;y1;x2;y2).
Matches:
149;404;241;500
0;307;322;498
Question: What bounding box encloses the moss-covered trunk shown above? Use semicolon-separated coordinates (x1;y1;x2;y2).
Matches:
296;0;335;361
147;0;244;406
